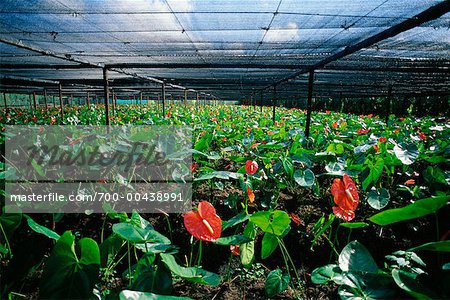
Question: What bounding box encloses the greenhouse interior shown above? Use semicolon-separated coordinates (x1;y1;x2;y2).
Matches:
0;1;449;299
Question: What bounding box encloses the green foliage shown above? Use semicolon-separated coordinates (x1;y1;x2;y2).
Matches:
369;196;449;226
40;231;100;299
265;269;290;297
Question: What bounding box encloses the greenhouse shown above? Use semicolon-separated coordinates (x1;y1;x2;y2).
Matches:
0;0;449;299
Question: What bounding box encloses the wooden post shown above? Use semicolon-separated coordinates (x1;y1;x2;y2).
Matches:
305;69;314;138
43;89;47;108
385;84;392;124
33;92;37;110
58;84;64;122
140;92;143;106
70;94;73;106
272;86;277;124
52;95;56;107
103;68;110;125
87;92;90;108
162;83;166;117
196;92;199;107
184;89;188;106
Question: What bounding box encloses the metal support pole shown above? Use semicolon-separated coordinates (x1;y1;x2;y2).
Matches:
3;92;8;111
305;69;314;138
103;68;110;125
70;94;73;106
112;92;116;115
43;89;47;108
162;83;166;117
33;92;37;110
53;95;56;107
260;91;263;112
184;89;188;106
196;92;199;107
58;84;64;122
385;84;392;124
272;86;277;124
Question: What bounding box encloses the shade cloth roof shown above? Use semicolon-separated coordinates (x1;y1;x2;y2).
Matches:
0;0;449;100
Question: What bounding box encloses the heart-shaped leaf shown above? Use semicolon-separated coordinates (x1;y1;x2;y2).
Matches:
294;169;315;187
113;223;170;244
265;269;290;297
367;188;390;210
394;143;419;165
250;210;290;236
338;241;378;273
40;231;100;299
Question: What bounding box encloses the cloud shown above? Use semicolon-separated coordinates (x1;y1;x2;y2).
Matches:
264;22;300;43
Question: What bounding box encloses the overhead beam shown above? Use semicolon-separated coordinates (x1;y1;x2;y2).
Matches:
270;1;450;87
2;63;448;74
0;75;59;85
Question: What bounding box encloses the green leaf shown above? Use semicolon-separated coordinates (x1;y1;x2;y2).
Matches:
362;157;384;190
24;215;60;240
369;196;449;226
394;143;419;165
195;171;243;181
222;212;249;231
261;233;279;259
0;209;22;239
113;223;170;244
194;133;212;152
338;241;378;273
160;253;220;286
311;264;341;284
40;231;100;299
293;169;315;187
265;269;290;297
119;290;193;300
240;222;256;268
132;254;172;295
366;188;390;210
392;269;436;300
250;210;290;236
30;158;45;177
100;233;123;268
408;240;450;252
214;235;252;246
339;222;369;229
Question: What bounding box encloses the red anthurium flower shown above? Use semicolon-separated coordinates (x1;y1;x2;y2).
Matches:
184;201;222;242
332;122;338;129
404;179;415;185
191;163;199;173
418;132;426;141
247;186;255;203
245;160;258;175
379;137;387;143
290;213;302;226
230;245;240;256
357;128;370;135
331;174;359;222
